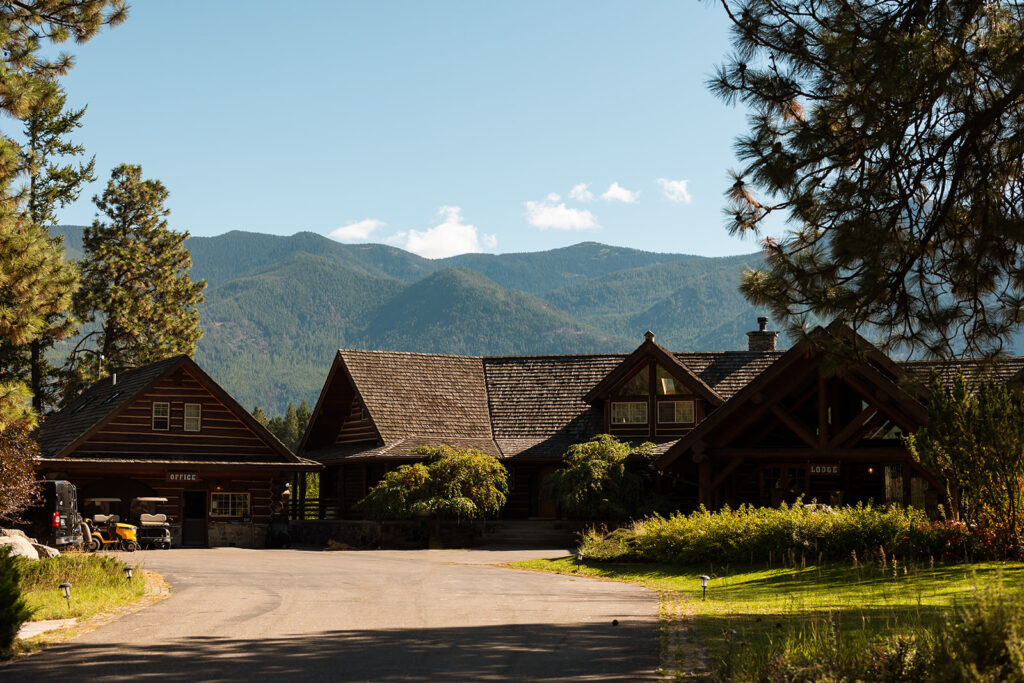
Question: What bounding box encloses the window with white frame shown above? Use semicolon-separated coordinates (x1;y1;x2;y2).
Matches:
184;403;202;432
611;401;648;424
210;492;249;517
152;402;169;430
658;399;695;424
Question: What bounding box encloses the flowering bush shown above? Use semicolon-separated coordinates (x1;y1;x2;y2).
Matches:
579;502;989;564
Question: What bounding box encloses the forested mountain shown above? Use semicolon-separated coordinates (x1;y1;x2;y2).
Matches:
53;226;768;412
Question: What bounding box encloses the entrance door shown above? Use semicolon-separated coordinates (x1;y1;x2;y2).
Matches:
181;491;207;547
536;466;559;519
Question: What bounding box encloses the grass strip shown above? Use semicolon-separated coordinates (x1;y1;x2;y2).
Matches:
18;552;148;621
511;556;1024;679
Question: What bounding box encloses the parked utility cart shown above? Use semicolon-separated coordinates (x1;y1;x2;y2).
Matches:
132;497;172;549
82;497;140;552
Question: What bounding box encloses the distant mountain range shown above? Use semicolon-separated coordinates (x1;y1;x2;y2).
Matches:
53;226;768;413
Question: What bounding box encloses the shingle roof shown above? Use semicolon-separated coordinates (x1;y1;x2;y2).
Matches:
35;356;183;458
899;358;1024;390
483;354;620;439
673;351;786;399
309;347;786;462
338;349;493;441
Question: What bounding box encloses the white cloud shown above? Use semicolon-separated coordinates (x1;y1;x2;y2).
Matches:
386;206;496;258
569;183;593;202
525;195;600;231
328;218;385;242
656;178;692;203
601;182;639;203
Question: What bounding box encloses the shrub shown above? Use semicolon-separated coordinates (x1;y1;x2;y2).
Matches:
542;434;663;520
578;502;990;565
932;581;1024;682
906;376;1024;558
357;446;508;521
0;546;32;654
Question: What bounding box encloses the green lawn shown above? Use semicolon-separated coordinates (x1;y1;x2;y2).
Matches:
510;556;1024;679
18;553;148;621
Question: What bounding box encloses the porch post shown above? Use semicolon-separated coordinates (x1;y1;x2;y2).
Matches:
698;462;712;508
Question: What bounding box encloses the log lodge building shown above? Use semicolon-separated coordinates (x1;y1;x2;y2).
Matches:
34;356;317;547
299;319;1024;520
34;318;1024;546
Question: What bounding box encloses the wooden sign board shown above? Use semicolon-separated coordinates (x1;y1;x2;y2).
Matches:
809;464;840;476
167;471;199;482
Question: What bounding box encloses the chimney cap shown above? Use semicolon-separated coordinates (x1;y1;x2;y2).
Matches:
757;316;768;331
644;330;655;342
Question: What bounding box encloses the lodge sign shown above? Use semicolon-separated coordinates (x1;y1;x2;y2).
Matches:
809;464;840;476
167;471;199;482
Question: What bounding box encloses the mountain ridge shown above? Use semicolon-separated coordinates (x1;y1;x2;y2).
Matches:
51;225;768;412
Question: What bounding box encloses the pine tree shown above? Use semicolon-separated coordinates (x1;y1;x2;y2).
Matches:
282;403;300;451
0;1;127;430
69;164;206;389
710;0;1024;358
251;405;269;426
296;400;311;441
5;89;94;412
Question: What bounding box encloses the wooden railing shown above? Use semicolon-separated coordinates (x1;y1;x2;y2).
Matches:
289;497;340;521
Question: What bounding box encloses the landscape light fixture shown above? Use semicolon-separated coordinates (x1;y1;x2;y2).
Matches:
700;575;710;601
576;553;583;570
124;567;133;581
59;582;72;609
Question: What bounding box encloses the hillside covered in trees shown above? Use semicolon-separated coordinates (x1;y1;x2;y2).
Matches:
54;226;766;412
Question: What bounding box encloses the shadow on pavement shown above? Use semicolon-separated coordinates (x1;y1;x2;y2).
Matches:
8;620;657;681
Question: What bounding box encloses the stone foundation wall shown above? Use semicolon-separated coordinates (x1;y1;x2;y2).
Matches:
169;521;268;548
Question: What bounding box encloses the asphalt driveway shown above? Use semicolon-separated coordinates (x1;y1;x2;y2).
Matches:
7;548;658;681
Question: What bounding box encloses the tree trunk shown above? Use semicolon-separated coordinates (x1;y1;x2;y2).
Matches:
30;339;42;412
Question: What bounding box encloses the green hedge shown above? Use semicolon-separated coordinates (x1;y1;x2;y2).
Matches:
579;503;984;564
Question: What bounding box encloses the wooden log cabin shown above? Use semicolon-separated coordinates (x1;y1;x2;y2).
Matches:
34;356;318;547
301;319;1024;519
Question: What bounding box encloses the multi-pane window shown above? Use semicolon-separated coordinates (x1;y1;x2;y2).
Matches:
184;403;202;432
210;493;249;517
152;402;170;430
611;401;648;424
657;399;695;424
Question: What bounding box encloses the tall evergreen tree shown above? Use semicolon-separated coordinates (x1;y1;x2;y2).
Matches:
0;0;127;430
69;164;206;389
710;0;1024;358
251;405;269;426
10;89;94;412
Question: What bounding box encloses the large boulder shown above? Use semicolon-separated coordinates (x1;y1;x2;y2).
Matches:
32;543;60;558
0;528;37;544
0;534;39;560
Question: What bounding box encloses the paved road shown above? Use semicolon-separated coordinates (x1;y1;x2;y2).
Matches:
7;548;658;681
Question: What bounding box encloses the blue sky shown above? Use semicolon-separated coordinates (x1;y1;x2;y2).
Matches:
45;1;769;258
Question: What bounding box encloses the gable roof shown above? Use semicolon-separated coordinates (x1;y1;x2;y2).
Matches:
582;332;724;406
36;356;183;458
654;323;928;471
36;355;314;468
336;349;493;442
301;341;785;462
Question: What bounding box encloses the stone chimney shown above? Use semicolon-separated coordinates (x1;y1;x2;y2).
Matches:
746;316;778;352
